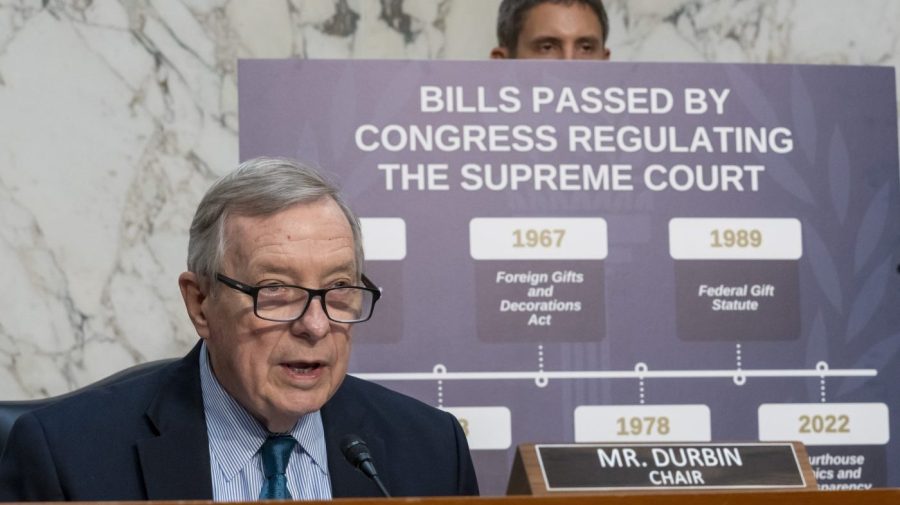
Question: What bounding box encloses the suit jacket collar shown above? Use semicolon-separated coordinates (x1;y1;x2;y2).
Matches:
132;344;384;499
137;342;213;500
321;376;388;498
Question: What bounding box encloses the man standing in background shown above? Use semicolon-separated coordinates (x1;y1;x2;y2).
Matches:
491;0;611;60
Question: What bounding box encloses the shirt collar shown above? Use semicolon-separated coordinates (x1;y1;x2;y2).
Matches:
199;341;329;481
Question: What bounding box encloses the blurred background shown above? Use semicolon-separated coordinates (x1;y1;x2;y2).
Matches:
0;0;898;399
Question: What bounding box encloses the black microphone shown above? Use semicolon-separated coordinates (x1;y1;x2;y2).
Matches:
340;434;391;497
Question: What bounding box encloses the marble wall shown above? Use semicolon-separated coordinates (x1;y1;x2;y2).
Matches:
0;0;898;399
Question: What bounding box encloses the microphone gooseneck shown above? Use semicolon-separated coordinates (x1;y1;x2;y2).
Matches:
340;434;392;497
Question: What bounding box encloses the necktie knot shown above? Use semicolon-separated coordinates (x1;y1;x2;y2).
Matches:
259;435;297;499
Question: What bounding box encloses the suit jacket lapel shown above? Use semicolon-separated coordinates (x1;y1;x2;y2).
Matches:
322;377;388;498
132;346;387;499
137;342;213;500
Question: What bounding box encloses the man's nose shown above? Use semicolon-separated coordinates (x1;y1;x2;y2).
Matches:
291;296;330;340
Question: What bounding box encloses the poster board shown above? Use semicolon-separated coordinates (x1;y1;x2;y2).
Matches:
239;60;900;494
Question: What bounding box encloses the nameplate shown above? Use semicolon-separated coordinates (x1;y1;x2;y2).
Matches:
536;443;807;491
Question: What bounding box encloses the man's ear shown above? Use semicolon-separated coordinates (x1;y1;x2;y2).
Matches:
179;271;211;339
602;47;611;60
490;46;510;59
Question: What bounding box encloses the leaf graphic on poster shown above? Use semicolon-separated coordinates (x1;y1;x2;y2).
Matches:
725;67;815;204
827;127;850;224
834;333;900;398
853;184;891;272
791;69;817;165
725;65;779;127
763;157;816;205
845;257;891;342
804;311;827;400
805;226;842;311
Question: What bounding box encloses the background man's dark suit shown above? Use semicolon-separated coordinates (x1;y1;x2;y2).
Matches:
0;343;479;500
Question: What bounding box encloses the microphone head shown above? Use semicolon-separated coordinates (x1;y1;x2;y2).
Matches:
340;434;372;468
339;434;390;497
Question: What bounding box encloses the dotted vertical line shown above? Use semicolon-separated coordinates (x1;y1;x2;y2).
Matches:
736;343;743;371
820;377;826;403
437;380;444;408
537;344;544;373
639;378;646;405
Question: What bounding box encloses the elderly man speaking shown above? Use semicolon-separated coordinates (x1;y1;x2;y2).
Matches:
0;157;479;501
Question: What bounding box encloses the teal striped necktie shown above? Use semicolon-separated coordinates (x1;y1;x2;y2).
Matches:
259;435;297;500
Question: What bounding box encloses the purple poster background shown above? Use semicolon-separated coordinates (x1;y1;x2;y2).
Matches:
239;60;900;494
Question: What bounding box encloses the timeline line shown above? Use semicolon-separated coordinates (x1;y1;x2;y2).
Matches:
353;367;876;382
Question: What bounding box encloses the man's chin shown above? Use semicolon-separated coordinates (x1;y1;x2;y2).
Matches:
262;403;323;432
267;390;333;426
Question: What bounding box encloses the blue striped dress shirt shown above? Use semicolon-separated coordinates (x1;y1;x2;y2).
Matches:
199;342;332;501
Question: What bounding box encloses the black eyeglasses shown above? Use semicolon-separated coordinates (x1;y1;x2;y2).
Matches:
215;273;381;323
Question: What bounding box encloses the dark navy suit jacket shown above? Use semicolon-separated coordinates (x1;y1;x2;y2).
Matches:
0;343;479;500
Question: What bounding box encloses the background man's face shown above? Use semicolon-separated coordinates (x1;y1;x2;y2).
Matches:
498;2;610;60
202;198;356;432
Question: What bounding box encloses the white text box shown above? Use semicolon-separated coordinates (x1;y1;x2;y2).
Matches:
470;217;607;260
669;218;802;260
574;404;711;442
360;218;406;260
758;403;890;446
441;406;511;450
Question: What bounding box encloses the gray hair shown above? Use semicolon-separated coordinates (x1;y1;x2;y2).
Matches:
186;157;363;284
496;0;610;53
